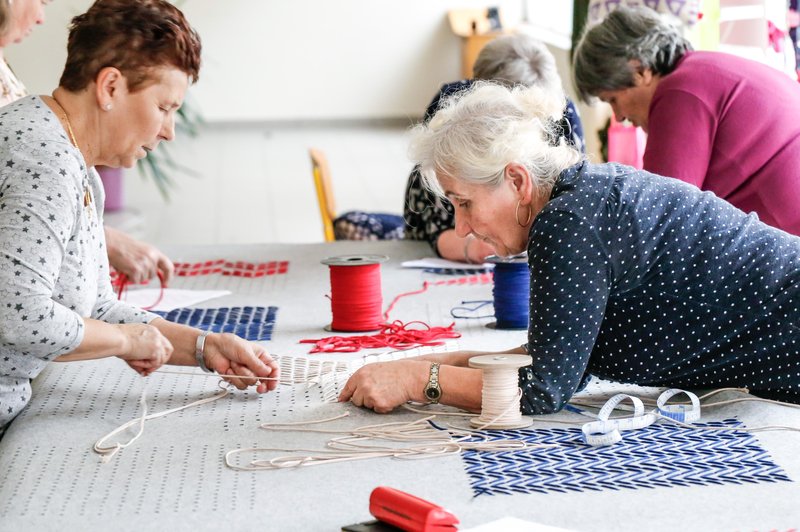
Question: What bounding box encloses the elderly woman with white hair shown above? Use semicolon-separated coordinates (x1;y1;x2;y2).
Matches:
403;33;584;264
340;82;800;415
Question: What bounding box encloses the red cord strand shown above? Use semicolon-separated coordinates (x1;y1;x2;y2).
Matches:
114;270;165;311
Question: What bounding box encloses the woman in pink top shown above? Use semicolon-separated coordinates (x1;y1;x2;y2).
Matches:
573;7;800;236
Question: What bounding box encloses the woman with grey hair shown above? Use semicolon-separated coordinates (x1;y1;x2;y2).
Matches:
403;33;583;264
574;6;800;236
340;82;800;415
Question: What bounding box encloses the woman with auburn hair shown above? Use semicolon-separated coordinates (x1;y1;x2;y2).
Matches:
0;0;176;285
0;0;278;436
340;82;800;415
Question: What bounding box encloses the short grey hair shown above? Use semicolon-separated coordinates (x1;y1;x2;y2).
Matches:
409;82;582;200
573;6;692;101
473;33;562;94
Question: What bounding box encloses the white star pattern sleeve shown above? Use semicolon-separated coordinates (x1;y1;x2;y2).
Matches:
0;140;86;359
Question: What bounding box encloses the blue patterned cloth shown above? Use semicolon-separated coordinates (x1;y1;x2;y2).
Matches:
333;211;404;241
462;419;790;496
153;306;278;341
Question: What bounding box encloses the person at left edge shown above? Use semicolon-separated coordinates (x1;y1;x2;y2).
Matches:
0;0;279;436
0;0;175;284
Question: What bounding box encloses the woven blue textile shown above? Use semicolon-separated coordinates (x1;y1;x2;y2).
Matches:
461;419;791;496
423;267;492;275
334;211;404;241
153;306;278;341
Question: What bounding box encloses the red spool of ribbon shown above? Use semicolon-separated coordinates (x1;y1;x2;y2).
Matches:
322;255;389;332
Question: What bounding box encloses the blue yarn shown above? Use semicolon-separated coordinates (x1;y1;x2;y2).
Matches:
492;262;530;329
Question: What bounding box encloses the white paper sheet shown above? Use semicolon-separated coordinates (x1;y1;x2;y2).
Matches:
400;257;493;270
120;288;231;312
462;517;576;532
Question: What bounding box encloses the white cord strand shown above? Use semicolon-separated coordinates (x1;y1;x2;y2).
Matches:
93;380;230;463
225;413;553;471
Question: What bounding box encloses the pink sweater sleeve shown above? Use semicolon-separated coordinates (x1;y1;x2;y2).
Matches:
643;89;716;188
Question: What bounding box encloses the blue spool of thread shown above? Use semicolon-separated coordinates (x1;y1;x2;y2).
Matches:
488;256;530;330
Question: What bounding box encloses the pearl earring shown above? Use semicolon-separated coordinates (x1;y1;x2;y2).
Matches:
104;104;112;111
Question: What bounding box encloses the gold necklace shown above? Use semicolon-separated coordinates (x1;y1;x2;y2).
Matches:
50;96;93;210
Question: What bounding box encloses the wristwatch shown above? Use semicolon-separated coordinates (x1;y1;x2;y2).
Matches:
423;362;442;404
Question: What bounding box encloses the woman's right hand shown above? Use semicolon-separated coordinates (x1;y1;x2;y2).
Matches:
117;323;173;376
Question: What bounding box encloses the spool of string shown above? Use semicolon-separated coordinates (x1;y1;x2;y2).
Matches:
488;257;530;330
468;354;533;429
323;255;387;332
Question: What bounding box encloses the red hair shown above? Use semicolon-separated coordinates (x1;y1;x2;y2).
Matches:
59;0;201;92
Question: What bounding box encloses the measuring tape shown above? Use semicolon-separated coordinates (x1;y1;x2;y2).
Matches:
656;388;701;422
580;389;701;447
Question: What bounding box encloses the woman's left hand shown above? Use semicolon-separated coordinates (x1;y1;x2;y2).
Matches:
203;333;279;393
105;226;175;284
338;360;428;413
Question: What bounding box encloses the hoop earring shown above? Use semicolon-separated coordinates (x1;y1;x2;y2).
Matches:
515;200;533;227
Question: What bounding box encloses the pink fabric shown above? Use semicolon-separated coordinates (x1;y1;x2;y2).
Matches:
644;51;800;235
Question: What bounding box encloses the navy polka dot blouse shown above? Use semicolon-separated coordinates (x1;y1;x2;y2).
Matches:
520;161;800;414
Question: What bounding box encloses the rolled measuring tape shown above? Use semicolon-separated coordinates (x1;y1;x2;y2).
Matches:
581;389;701;447
484;254;530;330
320;254;389;332
581;394;657;447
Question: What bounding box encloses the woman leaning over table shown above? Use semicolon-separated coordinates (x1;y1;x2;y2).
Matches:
573;6;800;236
0;0;278;437
340;82;800;414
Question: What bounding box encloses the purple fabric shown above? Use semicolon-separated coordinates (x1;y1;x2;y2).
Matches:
644;51;800;235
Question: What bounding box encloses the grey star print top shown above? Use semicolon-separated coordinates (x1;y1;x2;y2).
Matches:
0;96;156;433
521;161;800;414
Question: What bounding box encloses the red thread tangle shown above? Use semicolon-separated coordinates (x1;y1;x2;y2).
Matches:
301;269;493;353
113;270;165;311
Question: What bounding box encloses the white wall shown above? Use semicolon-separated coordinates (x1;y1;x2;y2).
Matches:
8;0;532;122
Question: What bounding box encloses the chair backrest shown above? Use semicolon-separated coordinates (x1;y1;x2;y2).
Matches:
309;148;337;242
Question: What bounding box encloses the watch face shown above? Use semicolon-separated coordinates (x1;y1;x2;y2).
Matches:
425;387;441;401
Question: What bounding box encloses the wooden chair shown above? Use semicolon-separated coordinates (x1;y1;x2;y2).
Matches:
308;147;405;242
309;148;337;242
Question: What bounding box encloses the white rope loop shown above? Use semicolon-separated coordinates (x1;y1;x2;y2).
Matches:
225;413;546;471
93;380;231;463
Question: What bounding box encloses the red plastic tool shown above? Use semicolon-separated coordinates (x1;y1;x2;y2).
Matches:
369;486;459;532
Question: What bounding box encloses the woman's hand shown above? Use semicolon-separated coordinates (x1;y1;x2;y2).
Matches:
105;226;175;284
436;230;494;264
338;360;429;413
203;333;279;393
117;323;174;376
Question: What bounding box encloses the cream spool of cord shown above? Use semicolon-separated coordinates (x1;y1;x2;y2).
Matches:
469;354;533;430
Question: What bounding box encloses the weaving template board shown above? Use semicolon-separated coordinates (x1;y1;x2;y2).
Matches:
1;241;799;532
